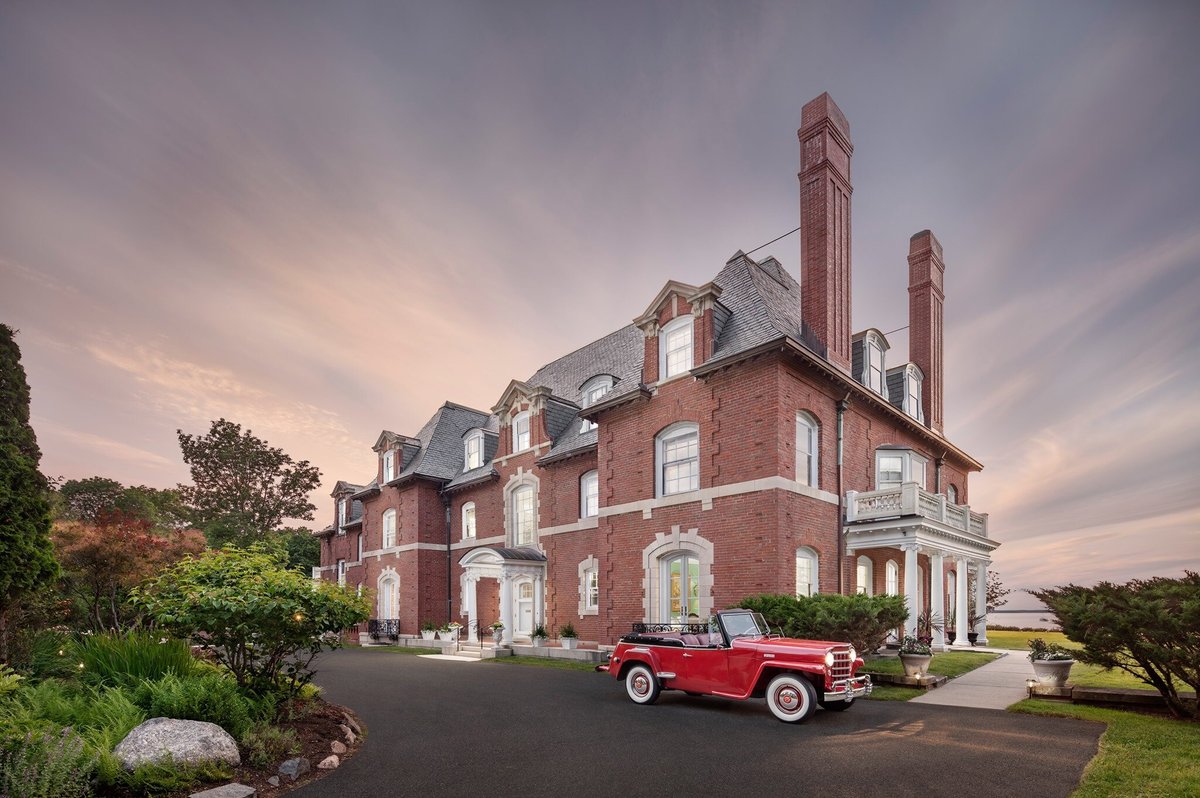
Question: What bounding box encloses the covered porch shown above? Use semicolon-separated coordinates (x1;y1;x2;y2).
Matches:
845;482;999;650
459;547;547;646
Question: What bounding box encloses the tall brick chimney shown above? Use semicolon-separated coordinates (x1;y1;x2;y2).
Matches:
908;230;945;433
798;92;853;372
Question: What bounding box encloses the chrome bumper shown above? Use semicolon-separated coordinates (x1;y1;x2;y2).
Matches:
824;674;872;702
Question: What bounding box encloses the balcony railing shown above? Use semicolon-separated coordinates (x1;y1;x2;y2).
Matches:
845;483;988;538
367;619;400;641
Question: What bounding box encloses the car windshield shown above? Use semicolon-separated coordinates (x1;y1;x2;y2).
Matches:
720;611;769;639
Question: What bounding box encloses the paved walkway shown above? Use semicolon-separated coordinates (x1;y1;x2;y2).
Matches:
912;648;1032;709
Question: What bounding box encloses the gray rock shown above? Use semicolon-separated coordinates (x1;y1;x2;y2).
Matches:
278;757;310;781
189;784;256;798
338;723;356;744
342;713;362;735
115;718;240;772
317;754;340;770
331;740;347;754
267;776;280;787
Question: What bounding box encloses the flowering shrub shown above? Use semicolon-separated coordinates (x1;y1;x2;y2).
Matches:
898;635;932;656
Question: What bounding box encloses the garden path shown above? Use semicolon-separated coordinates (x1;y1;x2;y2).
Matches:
912;648;1031;709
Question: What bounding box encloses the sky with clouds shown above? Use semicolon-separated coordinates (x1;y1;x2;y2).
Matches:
2;1;1197;600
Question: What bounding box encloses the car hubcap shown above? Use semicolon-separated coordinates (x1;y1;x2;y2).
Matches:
777;686;800;713
632;674;649;696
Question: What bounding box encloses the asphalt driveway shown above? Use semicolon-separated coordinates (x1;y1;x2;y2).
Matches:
293;649;1102;798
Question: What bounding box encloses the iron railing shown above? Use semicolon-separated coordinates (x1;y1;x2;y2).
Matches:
367;619;400;641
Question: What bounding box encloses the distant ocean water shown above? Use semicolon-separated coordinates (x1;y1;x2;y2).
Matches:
988;610;1059;630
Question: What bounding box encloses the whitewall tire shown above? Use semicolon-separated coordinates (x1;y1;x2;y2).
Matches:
624;664;660;705
765;673;817;723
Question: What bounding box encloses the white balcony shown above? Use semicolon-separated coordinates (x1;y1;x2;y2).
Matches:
845;482;988;539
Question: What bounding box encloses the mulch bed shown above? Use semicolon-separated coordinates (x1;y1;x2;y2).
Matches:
231;697;365;796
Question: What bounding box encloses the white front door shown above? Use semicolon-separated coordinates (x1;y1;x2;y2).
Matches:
515;580;534;635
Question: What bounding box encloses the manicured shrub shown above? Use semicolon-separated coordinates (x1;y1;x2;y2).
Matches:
737;593;909;655
0;727;96;798
76;631;197;689
133;671;254;738
240;722;300;768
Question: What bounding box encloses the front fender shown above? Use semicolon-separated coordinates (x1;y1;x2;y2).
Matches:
752;661;826;695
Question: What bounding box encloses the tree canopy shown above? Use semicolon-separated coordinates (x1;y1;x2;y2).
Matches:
177;419;321;548
57;476;188;529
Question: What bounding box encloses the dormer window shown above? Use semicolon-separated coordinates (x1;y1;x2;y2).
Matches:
512;411;531;453
875;448;928;490
382;449;395;482
867;339;884;393
464;430;484;471
904;365;924;422
579;376;614;432
855;329;891;397
660;316;693;379
338;498;348;529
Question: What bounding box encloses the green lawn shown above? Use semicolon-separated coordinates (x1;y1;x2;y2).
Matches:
864;651;999;679
865;685;924;701
986;629;1079;651
486;655;600;672
1011;700;1200;798
981;633;1172;692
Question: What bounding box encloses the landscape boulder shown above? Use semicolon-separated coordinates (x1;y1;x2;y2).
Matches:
278;757;311;781
115;718;240;771
317;754;340;770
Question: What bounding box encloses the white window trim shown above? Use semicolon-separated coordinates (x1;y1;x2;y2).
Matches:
462;502;476;540
578;555;599;616
382;508;397;549
377;569;399;620
641;527;713;624
856;555;874;596
382;450;396;483
905;365;925;423
512;411;531;453
796;546;819;597
795;411;820;488
336;559;346;587
885;560;900;596
357;532;363;563
659;316;694;380
504;472;540;548
338;498;348;531
579;376;614;432
874;448;928;490
655;422;700;498
580;470;599;519
947;484;959;504
464;430;484;471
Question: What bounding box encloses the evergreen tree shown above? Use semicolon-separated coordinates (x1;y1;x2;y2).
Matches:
0;324;59;661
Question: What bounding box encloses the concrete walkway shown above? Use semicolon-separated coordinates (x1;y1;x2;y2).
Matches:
911;648;1032;709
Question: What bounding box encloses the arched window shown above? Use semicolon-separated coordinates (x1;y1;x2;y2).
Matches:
947;484;959;504
512;411;531;453
795;547;819;597
377;571;399;620
382;449;396;482
461;502;476;540
885;560;899;596
856;555;874;595
904;364;925;422
382;508;397;548
579;376;614;432
947;570;957;617
510;484;536;546
660;316;694;379
463;430;484;471
796;411;820;487
580;470;599;518
656;422;699;497
661;552;701;623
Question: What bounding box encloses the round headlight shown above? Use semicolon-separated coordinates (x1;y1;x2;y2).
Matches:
848;646;857;661
824;651;835;667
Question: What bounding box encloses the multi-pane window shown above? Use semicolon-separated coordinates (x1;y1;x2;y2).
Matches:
856;556;873;596
338;498;348;528
658;424;699;496
877;454;904;487
337;559;346;587
382;450;395;482
585;568;599;611
660;317;694;379
464;431;483;471
382;508;397;548
663;553;700;622
796;548;818;597
867;341;884;393
875;448;929;490
580;470;599;518
511;485;535;545
796;412;819;487
357;533;363;562
579;376;614;432
886;560;899;596
906;372;923;420
462;502;476;540
512;412;531;453
947;484;959;504
911;457;926;490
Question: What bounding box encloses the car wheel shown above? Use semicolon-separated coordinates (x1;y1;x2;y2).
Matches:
766;673;817;723
624;664;660;705
819;697;854;711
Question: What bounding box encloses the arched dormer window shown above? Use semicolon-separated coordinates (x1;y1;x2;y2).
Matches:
463;429;484;471
796;547;819;597
904;364;925;423
856;555;874;595
512;411;531;453
461;501;476;539
656;422;699;497
856;329;890;397
382;508;397;548
795;411;820;487
660;316;694;380
382;449;396;482
579;375;614;432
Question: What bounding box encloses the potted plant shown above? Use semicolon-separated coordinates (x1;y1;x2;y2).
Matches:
967;612;986;646
420;620;437;641
559;622;578;650
440;622;462;642
944;610;957;645
1028;638;1074;686
531;623;548;647
897;635;933;677
915;611;943;647
490;621;504;645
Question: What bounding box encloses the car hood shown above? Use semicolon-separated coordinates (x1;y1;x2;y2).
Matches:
732;637;848;657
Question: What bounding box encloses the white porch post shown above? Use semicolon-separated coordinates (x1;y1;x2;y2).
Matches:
499;574;514;646
930;551;946;651
465;576;479;644
975;561;989;644
954;557;970;647
902;543;919;639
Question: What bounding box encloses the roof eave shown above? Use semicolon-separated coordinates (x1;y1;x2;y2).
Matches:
578;386;653;420
537;442;598;466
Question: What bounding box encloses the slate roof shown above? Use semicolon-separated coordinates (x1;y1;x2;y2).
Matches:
398;402;493;482
885;366;907;412
526;324;644;404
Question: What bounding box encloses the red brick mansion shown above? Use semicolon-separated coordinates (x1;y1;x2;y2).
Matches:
316;93;998;650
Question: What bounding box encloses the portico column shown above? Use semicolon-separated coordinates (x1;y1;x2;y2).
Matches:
902;543;919;639
930;551;946;650
975;561;989;644
954;557;970;647
465;576;479;644
534;574;545;629
499;575;514;646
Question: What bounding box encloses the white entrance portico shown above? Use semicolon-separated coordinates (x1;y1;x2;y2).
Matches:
459;547;547;645
844;482;998;651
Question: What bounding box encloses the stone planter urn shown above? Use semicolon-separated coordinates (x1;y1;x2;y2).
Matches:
898;653;933;677
492;628;504;645
421;630;436;641
438;629;457;642
561;637;578;650
1032;658;1075;687
532;636;547;647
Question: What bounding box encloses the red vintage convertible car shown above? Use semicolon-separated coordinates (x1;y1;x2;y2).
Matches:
598;609;870;722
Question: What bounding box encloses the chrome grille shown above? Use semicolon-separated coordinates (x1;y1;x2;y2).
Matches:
831;647;852;680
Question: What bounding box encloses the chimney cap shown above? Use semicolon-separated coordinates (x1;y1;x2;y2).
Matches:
800;92;850;140
909;229;943;258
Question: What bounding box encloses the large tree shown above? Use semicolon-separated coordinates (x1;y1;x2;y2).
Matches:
57;476;189;529
177;419;321;548
0;324;59;661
